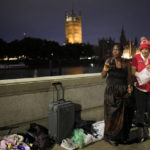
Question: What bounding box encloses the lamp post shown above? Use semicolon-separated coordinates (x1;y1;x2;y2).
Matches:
49;52;53;76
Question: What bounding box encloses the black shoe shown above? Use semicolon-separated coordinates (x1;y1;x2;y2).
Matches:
143;127;149;141
104;139;118;146
136;122;150;127
108;140;118;146
136;123;145;127
136;127;149;142
144;122;150;127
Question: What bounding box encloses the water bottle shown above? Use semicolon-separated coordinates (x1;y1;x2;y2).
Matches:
24;145;30;150
17;145;30;150
17;145;25;150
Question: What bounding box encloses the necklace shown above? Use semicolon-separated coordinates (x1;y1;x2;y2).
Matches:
115;59;122;68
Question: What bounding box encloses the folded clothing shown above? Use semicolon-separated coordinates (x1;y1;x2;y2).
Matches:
61;138;78;150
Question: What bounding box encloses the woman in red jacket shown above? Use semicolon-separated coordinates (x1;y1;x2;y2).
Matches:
131;37;150;128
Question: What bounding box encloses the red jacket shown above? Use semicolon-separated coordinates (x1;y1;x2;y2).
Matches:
131;53;150;92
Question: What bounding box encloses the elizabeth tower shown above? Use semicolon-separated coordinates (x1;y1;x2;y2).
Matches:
65;10;82;44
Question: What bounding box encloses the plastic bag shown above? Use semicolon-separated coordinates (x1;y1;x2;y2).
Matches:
136;68;150;85
72;129;85;148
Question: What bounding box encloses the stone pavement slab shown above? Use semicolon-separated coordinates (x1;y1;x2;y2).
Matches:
1;119;150;150
50;138;150;150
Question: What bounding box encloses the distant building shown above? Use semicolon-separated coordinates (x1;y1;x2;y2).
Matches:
122;41;137;59
65;10;82;44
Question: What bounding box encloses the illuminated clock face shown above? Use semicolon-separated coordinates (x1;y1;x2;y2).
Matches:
66;17;72;21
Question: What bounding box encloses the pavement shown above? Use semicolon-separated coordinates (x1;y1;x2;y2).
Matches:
51;138;150;150
50;126;150;150
1;119;150;150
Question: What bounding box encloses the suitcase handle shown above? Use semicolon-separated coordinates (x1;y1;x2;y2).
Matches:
52;81;62;86
52;81;64;102
57;99;65;103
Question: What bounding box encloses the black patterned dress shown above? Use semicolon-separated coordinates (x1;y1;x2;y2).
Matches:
104;59;133;143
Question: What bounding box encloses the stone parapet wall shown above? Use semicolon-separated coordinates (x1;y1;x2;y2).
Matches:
0;73;106;128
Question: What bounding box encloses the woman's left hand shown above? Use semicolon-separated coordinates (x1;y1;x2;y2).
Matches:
146;65;150;71
127;85;132;95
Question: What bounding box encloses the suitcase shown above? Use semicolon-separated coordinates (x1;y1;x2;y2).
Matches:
48;82;75;143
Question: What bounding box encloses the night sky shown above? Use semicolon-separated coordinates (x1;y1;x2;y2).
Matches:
0;0;150;45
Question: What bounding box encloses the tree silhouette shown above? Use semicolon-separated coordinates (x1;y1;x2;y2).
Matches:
8;40;24;58
0;37;95;67
0;38;7;58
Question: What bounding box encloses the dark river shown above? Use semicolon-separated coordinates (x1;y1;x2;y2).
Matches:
0;65;102;80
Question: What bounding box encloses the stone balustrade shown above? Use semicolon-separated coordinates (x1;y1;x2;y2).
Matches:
0;73;106;134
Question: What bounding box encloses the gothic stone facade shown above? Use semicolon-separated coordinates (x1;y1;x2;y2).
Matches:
65;10;82;44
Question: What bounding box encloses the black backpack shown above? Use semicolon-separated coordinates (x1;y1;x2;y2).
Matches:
26;123;55;150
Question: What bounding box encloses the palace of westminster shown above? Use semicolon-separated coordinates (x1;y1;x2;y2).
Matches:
65;9;137;59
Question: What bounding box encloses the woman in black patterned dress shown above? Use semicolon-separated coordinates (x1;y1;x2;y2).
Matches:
102;44;133;146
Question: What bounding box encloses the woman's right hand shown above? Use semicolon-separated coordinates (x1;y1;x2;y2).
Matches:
102;59;110;78
103;59;110;72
